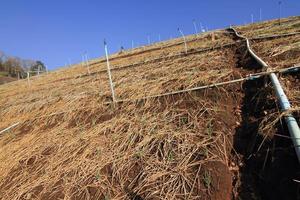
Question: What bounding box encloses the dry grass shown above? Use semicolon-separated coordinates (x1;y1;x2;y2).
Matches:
0;91;240;199
85;31;234;71
250;35;300;70
236;16;300;37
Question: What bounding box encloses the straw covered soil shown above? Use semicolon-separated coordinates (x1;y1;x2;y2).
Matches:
0;22;250;200
236;15;300;37
0;16;300;200
0;25;249;200
86;31;234;71
0;89;244;200
0;76;17;85
250;34;300;69
279;74;300;119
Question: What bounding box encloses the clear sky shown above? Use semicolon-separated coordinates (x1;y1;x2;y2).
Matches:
0;0;299;70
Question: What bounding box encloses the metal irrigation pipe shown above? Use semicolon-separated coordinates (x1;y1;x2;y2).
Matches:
178;28;188;54
251;32;300;41
0;122;20;135
229;27;300;163
104;40;116;102
116;65;300;103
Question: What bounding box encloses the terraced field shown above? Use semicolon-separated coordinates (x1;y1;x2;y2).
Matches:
0;16;299;200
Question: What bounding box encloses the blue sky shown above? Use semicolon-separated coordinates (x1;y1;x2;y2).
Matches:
0;0;299;70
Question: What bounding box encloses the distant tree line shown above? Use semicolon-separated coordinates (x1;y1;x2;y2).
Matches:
0;51;45;79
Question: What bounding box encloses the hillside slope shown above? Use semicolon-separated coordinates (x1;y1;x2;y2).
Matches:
0;16;299;200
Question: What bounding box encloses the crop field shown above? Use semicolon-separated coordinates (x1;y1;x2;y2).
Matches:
0;16;299;200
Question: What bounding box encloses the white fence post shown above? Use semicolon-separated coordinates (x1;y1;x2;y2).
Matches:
259;8;262;21
85;52;90;74
37;65;40;76
68;59;71;68
27;71;30;86
104;40;116;102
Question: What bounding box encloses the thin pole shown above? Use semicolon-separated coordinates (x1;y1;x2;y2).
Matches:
147;36;151;45
81;54;85;67
0;122;20;135
251;14;254;24
259;8;262;21
158;34;161;42
178;28;188;54
104;40;116;102
27;72;30;86
200;22;204;32
279;1;282;25
84;52;90;74
193;19;198;34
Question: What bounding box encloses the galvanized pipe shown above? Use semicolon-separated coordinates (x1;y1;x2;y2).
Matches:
118;66;299;103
